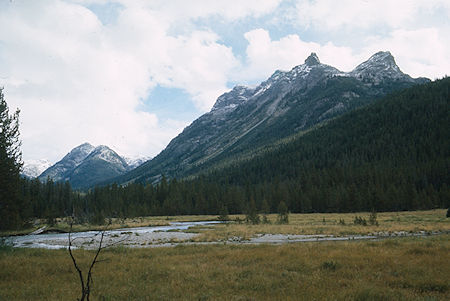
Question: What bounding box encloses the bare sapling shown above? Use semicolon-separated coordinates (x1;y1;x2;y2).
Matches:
68;216;129;301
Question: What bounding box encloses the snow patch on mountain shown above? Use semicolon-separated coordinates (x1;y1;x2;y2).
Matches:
22;159;52;178
87;145;126;166
124;155;151;170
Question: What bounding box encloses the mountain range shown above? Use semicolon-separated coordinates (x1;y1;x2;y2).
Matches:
30;51;430;190
76;77;449;217
36;143;149;189
113;51;428;185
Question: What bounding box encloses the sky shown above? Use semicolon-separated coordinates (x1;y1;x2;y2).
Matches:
0;0;449;163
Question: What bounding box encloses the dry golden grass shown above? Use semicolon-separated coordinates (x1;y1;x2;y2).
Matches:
3;210;448;243
192;209;450;242
1;235;449;300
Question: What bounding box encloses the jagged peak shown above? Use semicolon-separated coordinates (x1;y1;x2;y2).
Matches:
349;51;407;82
366;51;396;66
305;52;320;66
212;85;255;112
352;51;400;72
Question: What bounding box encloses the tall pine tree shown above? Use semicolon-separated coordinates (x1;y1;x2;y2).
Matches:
0;87;23;230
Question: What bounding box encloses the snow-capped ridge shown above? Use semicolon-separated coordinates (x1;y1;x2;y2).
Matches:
86;145;127;167
349;51;409;83
211;85;256;112
38;142;150;188
210;50;422;119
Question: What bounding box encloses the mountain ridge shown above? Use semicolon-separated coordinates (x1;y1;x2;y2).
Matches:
111;51;429;186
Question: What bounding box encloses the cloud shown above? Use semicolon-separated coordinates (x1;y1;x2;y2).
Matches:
117;0;282;20
363;28;450;79
1;0;448;163
239;29;357;81
0;0;251;161
295;0;450;31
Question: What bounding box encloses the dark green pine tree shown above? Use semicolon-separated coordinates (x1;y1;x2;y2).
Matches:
0;87;24;230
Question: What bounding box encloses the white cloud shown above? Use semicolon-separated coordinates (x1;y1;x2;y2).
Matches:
0;0;250;161
1;0;448;164
118;0;282;20
295;0;450;31
363;28;450;79
239;26;449;86
240;29;357;81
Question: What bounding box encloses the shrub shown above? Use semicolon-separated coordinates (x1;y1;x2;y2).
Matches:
369;210;379;226
354;216;367;226
262;215;271;224
321;260;338;271
277;201;289;224
218;205;230;221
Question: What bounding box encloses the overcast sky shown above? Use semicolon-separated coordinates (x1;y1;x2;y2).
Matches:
1;0;449;163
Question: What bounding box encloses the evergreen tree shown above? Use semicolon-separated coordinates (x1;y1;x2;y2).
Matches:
0;88;23;230
277;201;289;224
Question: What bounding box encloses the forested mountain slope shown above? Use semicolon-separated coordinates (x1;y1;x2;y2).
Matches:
113;51;428;185
78;78;449;217
196;77;450;213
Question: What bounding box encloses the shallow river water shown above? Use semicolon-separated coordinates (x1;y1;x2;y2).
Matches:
5;221;443;249
6;221;222;249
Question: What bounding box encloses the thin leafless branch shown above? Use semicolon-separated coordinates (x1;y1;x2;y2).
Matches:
68;217;117;301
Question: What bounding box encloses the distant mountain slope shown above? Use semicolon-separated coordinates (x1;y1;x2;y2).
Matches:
39;143;148;189
115;51;428;185
39;143;95;182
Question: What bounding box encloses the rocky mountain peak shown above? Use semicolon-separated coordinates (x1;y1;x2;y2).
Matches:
87;145;127;166
74;142;95;153
365;51;398;68
305;52;320;66
211;85;255;113
110;51;429;185
38;143;135;189
350;51;406;82
61;142;95;164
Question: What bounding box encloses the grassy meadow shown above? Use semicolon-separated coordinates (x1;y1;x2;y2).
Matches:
0;235;449;300
190;209;450;242
0;209;449;300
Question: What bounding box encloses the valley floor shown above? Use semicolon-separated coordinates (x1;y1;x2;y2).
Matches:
0;235;449;300
0;210;449;300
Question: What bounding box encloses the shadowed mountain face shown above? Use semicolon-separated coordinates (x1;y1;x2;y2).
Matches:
111;51;429;185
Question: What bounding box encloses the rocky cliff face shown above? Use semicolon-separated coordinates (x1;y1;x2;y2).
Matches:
113;51;430;184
